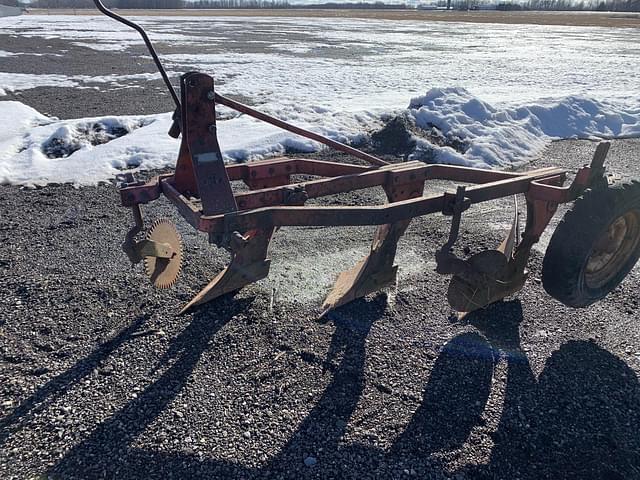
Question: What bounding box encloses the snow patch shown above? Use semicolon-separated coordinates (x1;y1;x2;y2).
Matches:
42;118;150;160
1;89;640;186
0;105;176;186
407;88;640;168
0;72;172;96
0;73;80;96
0;101;52;164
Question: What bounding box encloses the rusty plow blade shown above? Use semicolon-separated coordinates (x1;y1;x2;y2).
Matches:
180;229;273;314
320;221;408;318
320;254;398;319
319;177;425;318
447;196;526;315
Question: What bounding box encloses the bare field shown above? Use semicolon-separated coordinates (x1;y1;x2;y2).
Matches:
26;8;640;28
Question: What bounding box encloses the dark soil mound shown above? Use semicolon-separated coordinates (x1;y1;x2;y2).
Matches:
369;115;469;162
370;115;417;157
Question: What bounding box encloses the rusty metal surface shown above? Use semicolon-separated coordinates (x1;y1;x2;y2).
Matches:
446;186;563;314
226;158;371;183
180;228;274;314
122;204;145;264
498;196;520;259
118;131;609;315
182;73;237;215
192;167;567;234
143;218;183;289
445;197;520;314
173;141;198;196
91;2;620;315
321;178;426;315
230;163;563;211
246;175;291;190
120;175;168;207
103;40;614;315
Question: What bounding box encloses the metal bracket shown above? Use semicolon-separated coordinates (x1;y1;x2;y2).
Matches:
122;204;144;264
587;141;610;190
117;172;143;189
441;186;469;248
435;186;473;275
442;185;471;217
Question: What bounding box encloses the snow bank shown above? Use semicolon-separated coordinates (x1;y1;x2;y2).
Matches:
1;90;640;186
0;102;51;182
407;88;640;168
0;105;177;186
0;101;345;186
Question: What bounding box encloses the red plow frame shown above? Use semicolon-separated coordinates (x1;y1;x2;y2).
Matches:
85;0;617;316
119;72;610;315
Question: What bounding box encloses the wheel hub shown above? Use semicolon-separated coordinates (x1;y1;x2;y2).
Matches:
585;210;640;289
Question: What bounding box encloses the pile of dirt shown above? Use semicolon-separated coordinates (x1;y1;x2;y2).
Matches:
369;115;469;162
370;115;417;157
42;121;145;159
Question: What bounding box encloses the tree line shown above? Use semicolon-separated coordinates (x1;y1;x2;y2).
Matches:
186;0;290;8
440;0;639;10
18;0;640;12
524;0;640;10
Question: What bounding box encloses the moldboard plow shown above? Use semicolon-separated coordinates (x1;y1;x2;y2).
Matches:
97;1;640;316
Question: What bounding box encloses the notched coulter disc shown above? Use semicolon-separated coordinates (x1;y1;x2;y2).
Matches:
144;218;183;289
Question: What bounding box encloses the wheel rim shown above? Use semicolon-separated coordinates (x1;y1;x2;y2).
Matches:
585;209;640;289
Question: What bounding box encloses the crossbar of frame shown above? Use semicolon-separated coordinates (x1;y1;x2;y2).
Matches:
160;164;567;233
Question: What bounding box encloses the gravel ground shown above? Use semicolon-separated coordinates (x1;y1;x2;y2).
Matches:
2;31;640;480
1;134;639;479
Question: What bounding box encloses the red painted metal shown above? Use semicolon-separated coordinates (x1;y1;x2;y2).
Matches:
215;93;389;168
89;1;616;313
181;73;237;215
114;70;611;314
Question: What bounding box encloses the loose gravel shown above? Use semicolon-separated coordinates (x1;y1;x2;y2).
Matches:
1;139;639;480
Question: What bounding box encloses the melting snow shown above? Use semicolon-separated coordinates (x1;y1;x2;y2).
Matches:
1;90;639;186
407;88;640;167
1;15;639;185
1;15;640;107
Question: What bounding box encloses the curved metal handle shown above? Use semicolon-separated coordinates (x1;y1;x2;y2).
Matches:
92;0;180;110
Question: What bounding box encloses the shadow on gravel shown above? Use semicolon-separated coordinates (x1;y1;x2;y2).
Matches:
49;296;253;479
391;331;497;458
45;298;640;479
0;313;149;449
264;295;386;478
461;301;640;480
46;294;387;479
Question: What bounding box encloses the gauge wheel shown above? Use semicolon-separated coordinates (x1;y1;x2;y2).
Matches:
542;180;640;307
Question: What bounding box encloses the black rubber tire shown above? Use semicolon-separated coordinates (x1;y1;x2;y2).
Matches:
542;180;640;307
